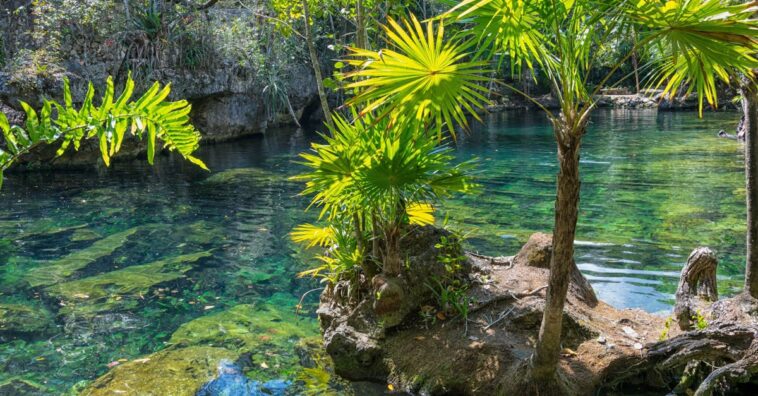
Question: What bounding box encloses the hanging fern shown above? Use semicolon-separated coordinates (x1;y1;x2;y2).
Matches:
0;74;207;188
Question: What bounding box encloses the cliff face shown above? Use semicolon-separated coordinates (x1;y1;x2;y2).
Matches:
0;1;324;168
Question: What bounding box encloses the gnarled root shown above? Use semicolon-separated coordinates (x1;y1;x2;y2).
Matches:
601;323;758;394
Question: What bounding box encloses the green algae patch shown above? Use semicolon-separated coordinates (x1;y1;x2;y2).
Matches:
0;377;49;395
81;346;236;396
169;294;319;381
169;298;315;351
0;303;54;335
46;251;213;317
25;227;140;287
69;228;102;242
201;167;285;185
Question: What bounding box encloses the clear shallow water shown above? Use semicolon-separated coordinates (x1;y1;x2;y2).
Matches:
0;110;744;393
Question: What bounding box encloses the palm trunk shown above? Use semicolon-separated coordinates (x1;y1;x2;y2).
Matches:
631;51;640;94
302;0;334;128
742;74;758;298
355;0;369;50
532;125;583;380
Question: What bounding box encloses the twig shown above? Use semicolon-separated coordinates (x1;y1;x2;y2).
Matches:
483;306;516;331
470;285;548;314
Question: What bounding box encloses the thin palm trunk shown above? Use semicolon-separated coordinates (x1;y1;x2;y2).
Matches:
302;0;334;128
532;125;583;380
355;0;369;50
742;74;758;298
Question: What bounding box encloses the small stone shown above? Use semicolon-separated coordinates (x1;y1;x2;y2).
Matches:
468;336;479;341
622;326;639;338
597;336;606;344
633;343;643;350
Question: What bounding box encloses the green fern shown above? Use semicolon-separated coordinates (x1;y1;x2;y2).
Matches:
0;74;207;188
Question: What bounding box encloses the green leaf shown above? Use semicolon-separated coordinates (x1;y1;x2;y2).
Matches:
99;130;110;166
0;112;9;134
147;121;156;165
63;78;73;108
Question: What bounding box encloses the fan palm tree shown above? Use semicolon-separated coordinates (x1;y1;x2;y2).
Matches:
345;0;757;390
293;112;477;278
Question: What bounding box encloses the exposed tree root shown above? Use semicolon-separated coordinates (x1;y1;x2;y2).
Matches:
601;322;758;394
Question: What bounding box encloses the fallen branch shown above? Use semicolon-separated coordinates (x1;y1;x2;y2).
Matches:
470;285;548;314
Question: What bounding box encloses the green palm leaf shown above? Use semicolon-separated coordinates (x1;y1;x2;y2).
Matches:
631;0;758;114
344;14;491;138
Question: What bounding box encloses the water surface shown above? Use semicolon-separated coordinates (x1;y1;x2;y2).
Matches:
0;110;744;393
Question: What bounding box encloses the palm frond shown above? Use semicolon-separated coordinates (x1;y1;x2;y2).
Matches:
631;0;758;114
344;14;491;138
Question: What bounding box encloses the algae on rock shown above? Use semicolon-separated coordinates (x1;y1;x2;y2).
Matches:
169;295;315;351
200;167;284;186
25;227;140;287
81;346;237;396
169;293;318;381
0;303;55;335
45;251;213;317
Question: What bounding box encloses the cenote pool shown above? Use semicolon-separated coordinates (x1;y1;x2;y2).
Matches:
0;110;744;393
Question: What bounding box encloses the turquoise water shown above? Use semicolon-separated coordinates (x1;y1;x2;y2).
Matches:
0;110;744;393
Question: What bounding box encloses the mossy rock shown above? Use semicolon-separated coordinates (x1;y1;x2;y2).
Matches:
0;377;49;395
169;294;318;381
81;346;236;396
0;219;88;241
69;228;102;242
45;251;212;317
25;227;141;287
0;303;54;335
200;167;283;185
169;296;315;351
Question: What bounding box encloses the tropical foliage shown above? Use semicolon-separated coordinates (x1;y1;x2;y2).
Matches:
342;0;758;386
345;15;491;137
292;112;477;280
0;75;207;188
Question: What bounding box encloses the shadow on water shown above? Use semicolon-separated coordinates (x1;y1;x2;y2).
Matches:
0;110;744;393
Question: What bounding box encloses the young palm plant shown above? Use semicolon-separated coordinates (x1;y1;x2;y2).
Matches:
346;0;757;390
292;113;477;281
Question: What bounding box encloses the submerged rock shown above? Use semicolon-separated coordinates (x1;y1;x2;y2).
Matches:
81;346;237;396
25;227;140;287
0;303;54;336
169;296;315;352
200;167;284;186
196;360;289;396
46;250;212;317
0;377;49;395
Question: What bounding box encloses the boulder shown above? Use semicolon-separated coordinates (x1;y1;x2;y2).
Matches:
318;226;468;381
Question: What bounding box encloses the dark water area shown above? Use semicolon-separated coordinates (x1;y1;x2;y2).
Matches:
0;110;743;393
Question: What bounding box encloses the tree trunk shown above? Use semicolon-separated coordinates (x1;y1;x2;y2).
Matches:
355;0;369;50
531;125;583;380
302;0;334;129
743;73;758;298
675;247;719;330
383;224;402;276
